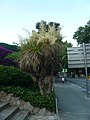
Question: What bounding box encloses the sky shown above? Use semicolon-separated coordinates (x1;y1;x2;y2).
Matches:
0;0;90;46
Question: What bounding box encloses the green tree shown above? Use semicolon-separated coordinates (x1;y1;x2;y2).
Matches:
73;20;90;44
36;20;60;31
19;21;62;96
57;41;72;72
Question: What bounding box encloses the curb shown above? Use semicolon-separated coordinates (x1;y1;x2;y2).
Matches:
56;97;58;115
54;97;60;120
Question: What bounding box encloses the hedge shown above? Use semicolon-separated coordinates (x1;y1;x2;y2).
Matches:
0;65;39;91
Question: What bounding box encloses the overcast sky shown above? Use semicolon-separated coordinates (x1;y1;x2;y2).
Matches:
0;0;90;46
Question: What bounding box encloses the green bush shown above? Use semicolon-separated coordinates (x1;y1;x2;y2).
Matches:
0;86;56;112
0;65;39;91
0;65;56;112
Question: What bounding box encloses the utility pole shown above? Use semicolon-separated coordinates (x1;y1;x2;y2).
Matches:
83;43;89;98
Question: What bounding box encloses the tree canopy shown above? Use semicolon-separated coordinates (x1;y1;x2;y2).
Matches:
36;20;60;31
73;20;90;44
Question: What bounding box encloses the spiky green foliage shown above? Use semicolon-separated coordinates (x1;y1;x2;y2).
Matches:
19;22;62;96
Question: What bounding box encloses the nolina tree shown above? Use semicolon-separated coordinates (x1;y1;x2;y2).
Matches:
19;21;62;96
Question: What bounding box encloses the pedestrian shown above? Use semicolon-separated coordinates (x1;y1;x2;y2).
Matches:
62;77;65;84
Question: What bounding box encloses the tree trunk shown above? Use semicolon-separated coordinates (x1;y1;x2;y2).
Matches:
47;76;53;95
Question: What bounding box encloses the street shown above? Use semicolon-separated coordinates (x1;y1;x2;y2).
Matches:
54;82;90;120
67;78;90;91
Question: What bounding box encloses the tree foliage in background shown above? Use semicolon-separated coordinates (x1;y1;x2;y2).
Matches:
73;20;90;44
36;20;63;42
0;43;20;52
58;41;72;72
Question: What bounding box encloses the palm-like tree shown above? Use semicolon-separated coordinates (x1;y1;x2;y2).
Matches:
19;22;62;96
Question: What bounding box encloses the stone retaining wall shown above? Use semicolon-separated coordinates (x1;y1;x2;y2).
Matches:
0;91;55;116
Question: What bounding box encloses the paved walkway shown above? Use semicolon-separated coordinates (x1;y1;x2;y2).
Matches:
54;82;90;120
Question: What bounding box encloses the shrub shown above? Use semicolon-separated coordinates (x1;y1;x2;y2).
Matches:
0;58;17;67
0;65;39;91
0;86;56;112
0;45;17;66
0;45;13;58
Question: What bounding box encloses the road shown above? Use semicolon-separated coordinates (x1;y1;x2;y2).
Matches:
54;82;90;120
67;78;90;91
55;77;90;92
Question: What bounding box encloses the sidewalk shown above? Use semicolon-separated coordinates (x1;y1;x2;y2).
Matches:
54;82;90;120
